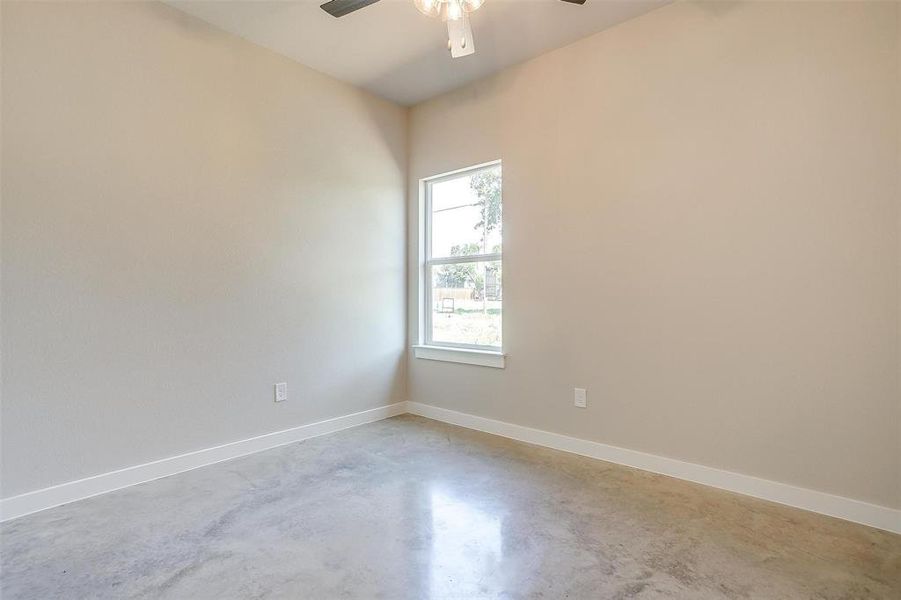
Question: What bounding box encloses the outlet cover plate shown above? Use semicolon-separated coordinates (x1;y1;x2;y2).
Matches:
574;387;587;408
274;382;287;403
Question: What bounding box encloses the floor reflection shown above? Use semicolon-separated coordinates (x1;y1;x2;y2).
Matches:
428;486;504;599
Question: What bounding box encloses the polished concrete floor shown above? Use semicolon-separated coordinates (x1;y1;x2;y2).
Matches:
2;415;900;599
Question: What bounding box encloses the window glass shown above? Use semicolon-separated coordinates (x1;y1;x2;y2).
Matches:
430;166;502;259
424;163;502;350
430;260;502;348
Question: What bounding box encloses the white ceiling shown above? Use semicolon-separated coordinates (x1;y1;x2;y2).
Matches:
168;0;668;106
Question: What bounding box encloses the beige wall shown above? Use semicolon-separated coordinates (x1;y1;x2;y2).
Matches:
2;0;898;512
1;1;407;497
408;1;901;509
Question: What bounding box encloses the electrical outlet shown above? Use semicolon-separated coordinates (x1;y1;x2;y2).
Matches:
574;387;587;408
274;382;287;403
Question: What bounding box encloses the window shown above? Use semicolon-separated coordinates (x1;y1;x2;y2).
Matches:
418;162;502;364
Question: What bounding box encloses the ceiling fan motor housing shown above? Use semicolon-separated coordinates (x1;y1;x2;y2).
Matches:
320;0;588;59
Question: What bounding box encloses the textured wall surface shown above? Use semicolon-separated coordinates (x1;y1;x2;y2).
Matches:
1;1;407;497
408;1;901;509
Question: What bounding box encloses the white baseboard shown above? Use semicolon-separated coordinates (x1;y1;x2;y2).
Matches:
406;402;901;535
4;400;898;534
0;402;407;523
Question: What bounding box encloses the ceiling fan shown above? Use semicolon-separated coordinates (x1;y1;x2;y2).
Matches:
320;0;587;58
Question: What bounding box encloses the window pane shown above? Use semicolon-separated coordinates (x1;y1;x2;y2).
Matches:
430;165;502;259
430;261;502;348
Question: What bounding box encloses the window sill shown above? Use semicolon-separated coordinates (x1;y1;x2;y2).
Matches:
412;345;506;369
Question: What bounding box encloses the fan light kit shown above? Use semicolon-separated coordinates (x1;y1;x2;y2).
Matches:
414;0;482;57
413;0;485;21
320;0;587;59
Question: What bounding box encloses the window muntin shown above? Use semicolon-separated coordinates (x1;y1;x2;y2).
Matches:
423;163;502;351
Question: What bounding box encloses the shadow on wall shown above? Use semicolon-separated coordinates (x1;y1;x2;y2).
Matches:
162;1;410;411
164;2;408;177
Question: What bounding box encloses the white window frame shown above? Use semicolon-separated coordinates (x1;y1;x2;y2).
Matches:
414;161;504;368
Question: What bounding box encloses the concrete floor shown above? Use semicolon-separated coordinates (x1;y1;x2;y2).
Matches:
2;415;899;599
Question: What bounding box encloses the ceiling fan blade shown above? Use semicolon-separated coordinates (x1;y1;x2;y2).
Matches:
560;0;587;4
320;0;381;18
